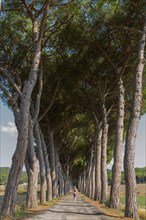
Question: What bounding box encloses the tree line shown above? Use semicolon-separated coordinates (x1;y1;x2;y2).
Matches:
0;168;28;186
1;167;146;186
0;1;146;219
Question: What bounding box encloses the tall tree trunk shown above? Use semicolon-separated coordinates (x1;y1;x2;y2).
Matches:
109;77;125;209
25;152;38;209
60;166;65;196
57;157;64;197
40;130;52;201
1;23;41;217
48;126;57;198
25;119;38;209
63;170;67;195
0;6;49;213
124;18;146;220
83;169;86;194
65;161;70;194
91;156;95;199
58;166;61;197
100;105;108;203
86;147;94;197
94;124;102;201
35;124;46;204
55;147;59;198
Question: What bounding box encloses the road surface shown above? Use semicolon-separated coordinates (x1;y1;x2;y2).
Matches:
28;193;116;220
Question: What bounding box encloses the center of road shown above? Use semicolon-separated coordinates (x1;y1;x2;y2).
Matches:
28;193;115;220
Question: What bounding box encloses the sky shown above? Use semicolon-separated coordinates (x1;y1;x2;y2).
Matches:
0;100;146;168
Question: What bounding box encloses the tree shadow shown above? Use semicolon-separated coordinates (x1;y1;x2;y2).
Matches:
42;208;123;219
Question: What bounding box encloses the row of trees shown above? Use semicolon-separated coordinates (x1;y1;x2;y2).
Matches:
0;167;145;186
0;0;146;219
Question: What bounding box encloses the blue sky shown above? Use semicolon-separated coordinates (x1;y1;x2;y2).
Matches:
0;100;146;168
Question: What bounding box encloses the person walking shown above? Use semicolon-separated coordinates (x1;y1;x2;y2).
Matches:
73;186;77;201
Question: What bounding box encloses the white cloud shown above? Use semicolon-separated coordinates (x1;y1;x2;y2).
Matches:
0;122;17;136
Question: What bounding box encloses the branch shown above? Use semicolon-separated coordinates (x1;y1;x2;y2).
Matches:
97;84;104;104
29;0;37;9
107;104;114;116
92;111;99;125
95;43;117;72
132;0;145;19
0;83;20;121
43;14;75;46
0;83;15;104
111;25;143;34
22;0;33;18
38;80;60;122
34;1;46;18
38;0;50;43
33;65;43;124
0;67;22;96
19;25;33;39
0;40;8;58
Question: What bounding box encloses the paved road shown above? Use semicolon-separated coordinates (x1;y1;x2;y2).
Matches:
28;193;115;220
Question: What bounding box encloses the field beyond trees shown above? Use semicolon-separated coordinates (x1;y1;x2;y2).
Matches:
0;167;28;186
0;183;145;219
1;167;146;186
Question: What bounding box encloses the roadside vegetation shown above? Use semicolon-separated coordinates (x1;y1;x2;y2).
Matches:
0;167;28;186
1;167;146;186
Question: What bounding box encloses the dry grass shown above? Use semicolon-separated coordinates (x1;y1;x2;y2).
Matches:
0;184;145;219
91;184;146;220
82;194;131;220
108;184;146;196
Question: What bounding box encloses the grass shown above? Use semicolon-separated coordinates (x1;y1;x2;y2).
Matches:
0;184;146;219
120;195;146;209
0;186;63;220
119;194;146;220
15;202;26;218
85;184;146;220
119;184;146;219
84;194;146;220
15;196;63;218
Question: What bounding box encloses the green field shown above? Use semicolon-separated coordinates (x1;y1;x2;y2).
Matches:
0;167;28;185
120;195;146;209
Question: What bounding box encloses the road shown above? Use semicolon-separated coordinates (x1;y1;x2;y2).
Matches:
28;193;116;220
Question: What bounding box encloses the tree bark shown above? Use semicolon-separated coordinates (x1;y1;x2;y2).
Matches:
40;130;52;201
94;124;102;201
83;169;86;194
55;147;59;198
48;126;57;198
25;152;38;209
57;155;64;197
124;18;146;220
109;77;125;209
25;119;38;209
91;156;95;199
1;37;41;218
100;105;108;203
65;161;70;194
86;147;94;197
63;170;67;195
34;124;46;204
0;7;49;214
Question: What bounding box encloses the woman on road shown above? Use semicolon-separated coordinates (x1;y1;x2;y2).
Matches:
73;186;77;201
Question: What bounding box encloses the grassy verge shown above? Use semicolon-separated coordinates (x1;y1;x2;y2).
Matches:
120;195;146;209
14;196;63;219
0;197;62;220
120;195;146;220
82;193;146;220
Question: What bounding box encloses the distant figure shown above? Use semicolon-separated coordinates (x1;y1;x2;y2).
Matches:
73;186;77;201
